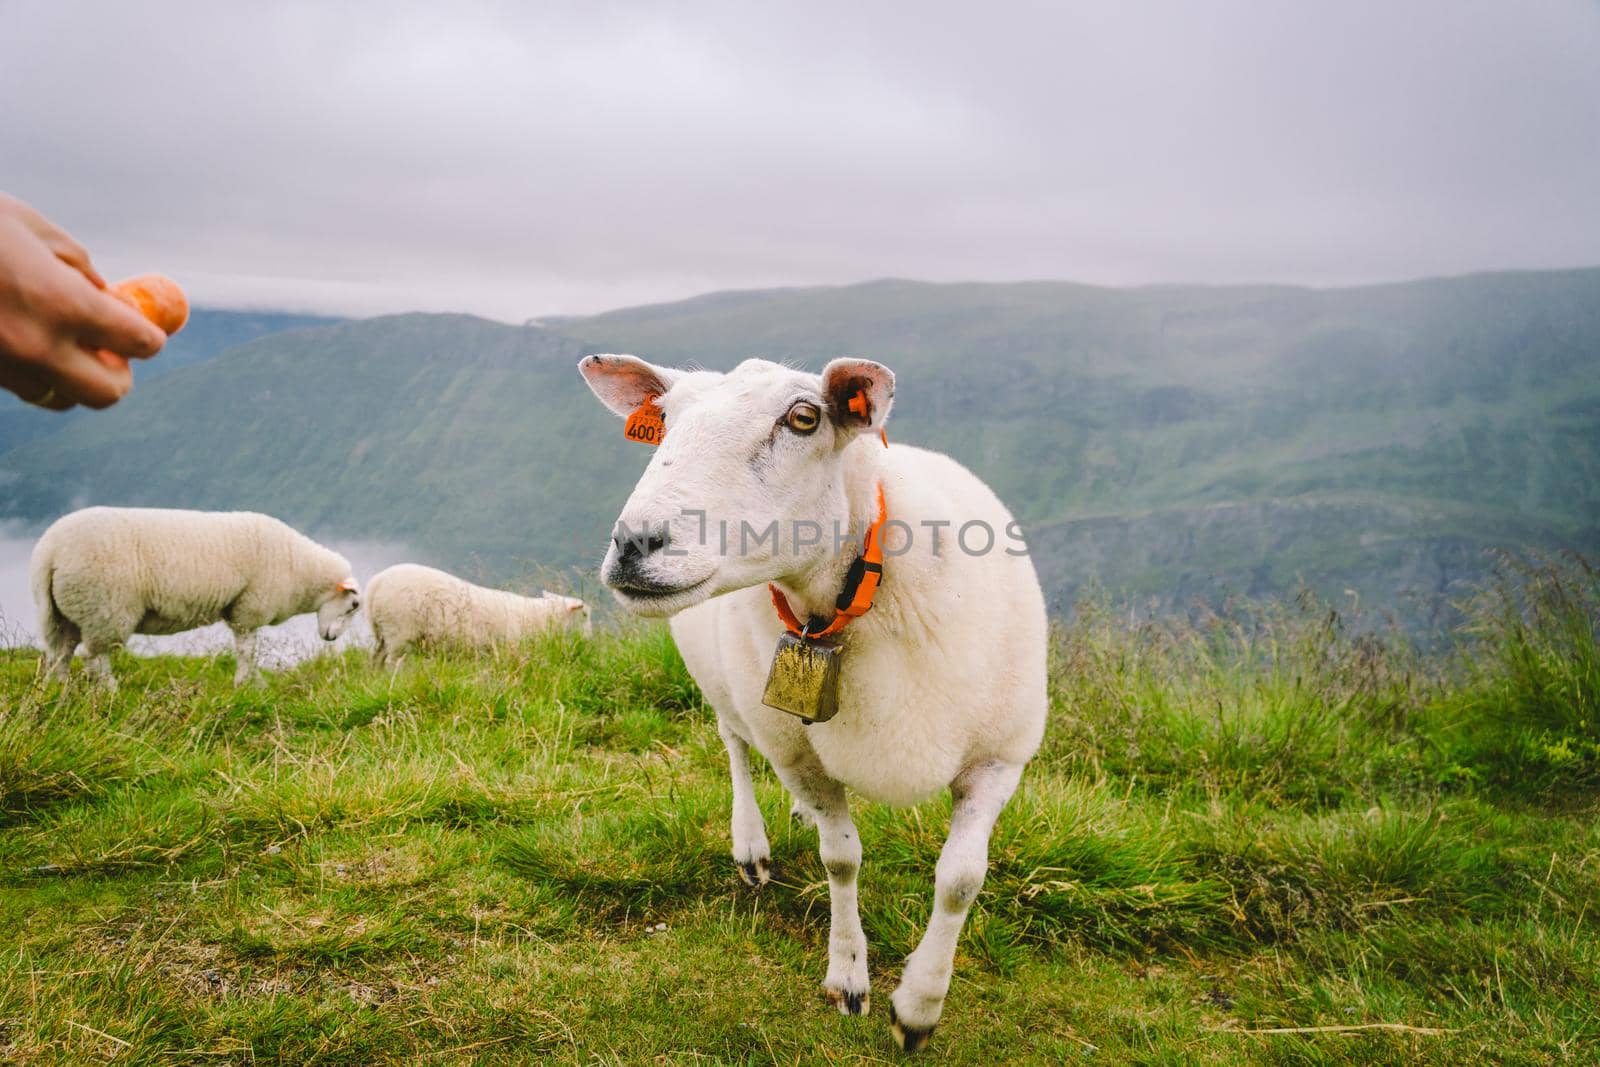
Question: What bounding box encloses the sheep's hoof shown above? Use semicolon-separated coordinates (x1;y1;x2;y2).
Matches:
888;1003;934;1052
826;986;870;1016
736;857;771;887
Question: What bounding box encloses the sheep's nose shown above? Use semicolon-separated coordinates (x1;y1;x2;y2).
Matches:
613;527;670;563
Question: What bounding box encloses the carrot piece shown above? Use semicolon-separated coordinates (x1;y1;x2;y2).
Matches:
109;274;189;336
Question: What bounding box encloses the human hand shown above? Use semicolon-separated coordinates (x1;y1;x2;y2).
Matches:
0;193;167;410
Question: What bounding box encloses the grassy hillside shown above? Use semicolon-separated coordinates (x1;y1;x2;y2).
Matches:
0;315;613;573
1;563;1596;1063
0;309;338;452
552;272;1600;623
1;271;1597;630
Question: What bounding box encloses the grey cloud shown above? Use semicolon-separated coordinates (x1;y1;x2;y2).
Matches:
2;0;1596;320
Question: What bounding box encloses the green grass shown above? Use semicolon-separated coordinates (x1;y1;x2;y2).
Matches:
1;562;1598;1063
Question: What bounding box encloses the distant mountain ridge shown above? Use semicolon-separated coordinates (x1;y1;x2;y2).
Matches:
0;309;339;452
1;270;1596;632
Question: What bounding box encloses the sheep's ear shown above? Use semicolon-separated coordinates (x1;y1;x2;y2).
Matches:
567;600;585;613
822;358;895;435
337;578;359;594
578;354;680;417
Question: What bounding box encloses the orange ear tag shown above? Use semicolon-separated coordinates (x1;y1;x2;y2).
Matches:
847;388;889;448
624;397;665;446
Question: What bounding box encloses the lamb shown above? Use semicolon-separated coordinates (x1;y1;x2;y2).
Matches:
31;506;361;690
579;353;1047;1051
365;563;590;666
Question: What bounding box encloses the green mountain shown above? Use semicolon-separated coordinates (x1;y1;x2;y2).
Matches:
2;271;1597;631
0;309;338;452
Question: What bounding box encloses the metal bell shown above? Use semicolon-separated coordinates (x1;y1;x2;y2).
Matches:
761;631;843;724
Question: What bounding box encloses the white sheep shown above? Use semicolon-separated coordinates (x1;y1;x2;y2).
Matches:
579;353;1047;1052
365;563;590;666
31;506;361;690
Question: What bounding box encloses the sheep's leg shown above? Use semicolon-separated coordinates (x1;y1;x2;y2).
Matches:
232;629;261;687
889;759;1025;1052
82;642;118;693
789;796;817;828
379;639;407;671
772;757;870;1016
42;624;78;683
720;725;771;886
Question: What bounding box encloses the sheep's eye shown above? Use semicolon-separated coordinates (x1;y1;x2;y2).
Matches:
786;402;821;434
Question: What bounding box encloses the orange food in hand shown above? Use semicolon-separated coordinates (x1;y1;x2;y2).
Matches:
110;274;189;336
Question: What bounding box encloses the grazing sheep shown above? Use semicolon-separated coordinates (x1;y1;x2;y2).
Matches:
579;353;1047;1051
31;506;361;690
365;563;590;666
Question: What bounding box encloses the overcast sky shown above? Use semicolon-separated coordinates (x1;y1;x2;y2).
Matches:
2;1;1597;321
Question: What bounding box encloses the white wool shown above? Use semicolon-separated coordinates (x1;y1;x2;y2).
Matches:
365;563;589;664
670;439;1047;806
31;506;358;689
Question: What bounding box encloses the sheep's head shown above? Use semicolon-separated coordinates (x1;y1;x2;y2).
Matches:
579;354;894;617
317;578;361;641
543;591;593;636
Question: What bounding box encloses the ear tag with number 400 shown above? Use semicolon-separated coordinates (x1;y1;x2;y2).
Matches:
624;397;665;446
762;632;843;724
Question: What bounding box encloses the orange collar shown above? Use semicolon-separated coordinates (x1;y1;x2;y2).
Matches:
769;481;887;640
